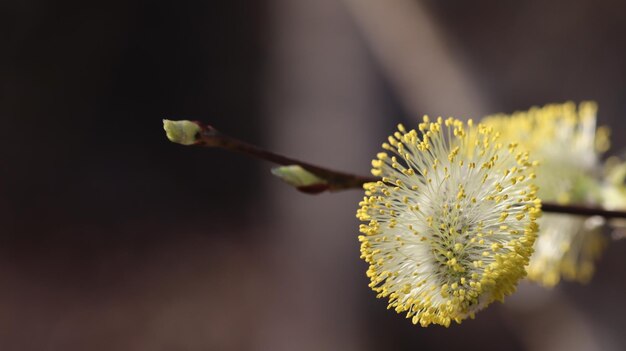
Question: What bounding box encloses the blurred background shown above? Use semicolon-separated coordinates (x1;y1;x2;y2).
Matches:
2;0;626;350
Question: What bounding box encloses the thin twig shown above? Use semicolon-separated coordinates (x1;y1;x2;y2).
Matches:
178;121;626;219
541;203;626;219
194;123;377;191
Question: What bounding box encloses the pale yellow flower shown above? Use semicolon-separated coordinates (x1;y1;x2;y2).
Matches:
357;117;540;327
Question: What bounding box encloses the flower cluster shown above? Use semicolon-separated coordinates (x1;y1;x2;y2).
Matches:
482;102;606;204
357;117;540;327
482;102;608;286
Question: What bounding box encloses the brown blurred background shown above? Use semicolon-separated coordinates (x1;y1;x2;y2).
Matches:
2;0;626;350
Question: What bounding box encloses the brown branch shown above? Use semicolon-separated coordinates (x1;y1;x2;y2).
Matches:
168;120;626;219
193;122;377;191
541;203;626;219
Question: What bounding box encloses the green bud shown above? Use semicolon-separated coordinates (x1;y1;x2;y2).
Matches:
271;165;328;191
163;119;201;145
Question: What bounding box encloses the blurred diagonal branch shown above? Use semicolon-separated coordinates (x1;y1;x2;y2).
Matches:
341;0;488;117
164;120;626;219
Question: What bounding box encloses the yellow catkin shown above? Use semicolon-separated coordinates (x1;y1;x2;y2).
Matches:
357;116;540;327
